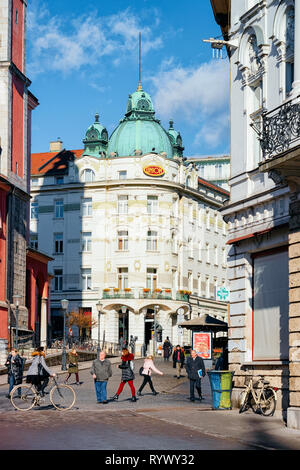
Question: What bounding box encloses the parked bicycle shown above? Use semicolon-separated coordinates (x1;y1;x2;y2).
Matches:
239;375;277;416
10;376;76;411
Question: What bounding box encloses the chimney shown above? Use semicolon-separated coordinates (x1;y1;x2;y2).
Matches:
49;137;63;153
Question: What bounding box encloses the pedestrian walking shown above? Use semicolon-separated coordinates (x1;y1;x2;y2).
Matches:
163;337;172;361
67;327;74;349
5;348;23;398
64;347;80;385
90;351;112;404
185;349;206;401
137;355;163;396
215;347;228;370
26;346;56;396
112;348;137;402
172;344;185;379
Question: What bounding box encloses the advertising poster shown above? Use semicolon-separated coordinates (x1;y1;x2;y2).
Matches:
193;332;212;359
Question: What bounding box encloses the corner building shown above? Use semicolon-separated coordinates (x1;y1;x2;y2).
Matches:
30;83;229;356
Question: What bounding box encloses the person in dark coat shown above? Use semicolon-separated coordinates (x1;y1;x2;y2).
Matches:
215;347;229;370
185;349;206;401
163;337;172;361
172;344;185;379
112;348;137;402
64;348;80;385
5;348;23;398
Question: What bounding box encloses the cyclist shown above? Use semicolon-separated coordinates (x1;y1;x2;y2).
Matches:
26;346;56;396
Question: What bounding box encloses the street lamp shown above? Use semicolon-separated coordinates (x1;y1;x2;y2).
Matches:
153;305;159;356
121;306;127;343
96;301;103;356
13;295;22;350
60;298;69;371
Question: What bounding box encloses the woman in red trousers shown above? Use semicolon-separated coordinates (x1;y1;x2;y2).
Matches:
112;348;136;402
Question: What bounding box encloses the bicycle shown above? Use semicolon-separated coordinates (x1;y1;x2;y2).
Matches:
10;376;76;412
239;375;277;416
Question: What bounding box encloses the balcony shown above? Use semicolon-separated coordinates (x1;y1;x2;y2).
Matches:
261;99;300;161
259;97;300;187
101;288;190;302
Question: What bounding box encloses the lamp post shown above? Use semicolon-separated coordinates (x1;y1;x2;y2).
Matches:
153;305;159;356
13;295;22;350
96;301;103;356
61;299;69;371
121;306;127;343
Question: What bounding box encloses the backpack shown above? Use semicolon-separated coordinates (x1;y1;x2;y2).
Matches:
139;366;144;376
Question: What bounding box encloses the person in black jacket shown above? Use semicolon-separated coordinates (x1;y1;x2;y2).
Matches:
5;348;23;398
185;349;206;401
172;345;185;379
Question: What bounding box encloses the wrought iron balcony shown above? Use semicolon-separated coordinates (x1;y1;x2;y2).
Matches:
261;99;300;161
101;288;190;302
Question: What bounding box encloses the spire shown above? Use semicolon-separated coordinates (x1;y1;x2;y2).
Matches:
137;32;143;91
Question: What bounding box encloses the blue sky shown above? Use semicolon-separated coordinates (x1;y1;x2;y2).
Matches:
27;0;230;157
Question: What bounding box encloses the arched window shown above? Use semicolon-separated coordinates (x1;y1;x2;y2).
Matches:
81;168;95;183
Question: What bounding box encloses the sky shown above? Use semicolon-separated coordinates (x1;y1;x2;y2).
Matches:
27;0;230;158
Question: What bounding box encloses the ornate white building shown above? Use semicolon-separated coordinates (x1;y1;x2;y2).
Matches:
30;83;229;356
211;0;300;426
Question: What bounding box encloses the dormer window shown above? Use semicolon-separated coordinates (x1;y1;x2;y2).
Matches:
81;169;95;183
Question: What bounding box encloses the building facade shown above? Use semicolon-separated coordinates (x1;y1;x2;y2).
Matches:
30;84;229;356
210;0;300;426
0;0;51;363
187;155;231;190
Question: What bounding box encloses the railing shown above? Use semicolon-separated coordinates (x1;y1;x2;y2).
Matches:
101;288;190;302
261;99;300;160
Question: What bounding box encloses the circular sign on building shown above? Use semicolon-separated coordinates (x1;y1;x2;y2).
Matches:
143;165;165;177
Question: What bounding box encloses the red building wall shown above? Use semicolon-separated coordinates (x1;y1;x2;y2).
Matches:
11;74;24;177
11;0;24;73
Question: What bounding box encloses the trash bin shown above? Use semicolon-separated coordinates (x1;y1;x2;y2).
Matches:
207;370;234;410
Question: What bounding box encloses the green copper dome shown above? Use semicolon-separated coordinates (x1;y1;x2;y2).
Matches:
107;87;175;158
83;113;108;157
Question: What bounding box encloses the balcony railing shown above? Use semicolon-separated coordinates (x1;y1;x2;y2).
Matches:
101;288;190;302
261;99;300;160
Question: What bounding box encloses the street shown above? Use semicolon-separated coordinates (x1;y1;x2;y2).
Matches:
0;357;300;451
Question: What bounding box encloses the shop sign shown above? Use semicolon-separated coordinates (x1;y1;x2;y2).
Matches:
193;332;212;360
143;165;165;177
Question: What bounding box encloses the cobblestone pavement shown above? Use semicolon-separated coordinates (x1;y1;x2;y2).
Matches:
1;357;300;450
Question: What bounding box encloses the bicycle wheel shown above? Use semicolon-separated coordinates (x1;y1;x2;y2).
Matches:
50;384;76;411
259;388;276;416
10;384;36;411
239;390;250;413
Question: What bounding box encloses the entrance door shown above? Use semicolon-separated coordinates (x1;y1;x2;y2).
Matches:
119;309;128;343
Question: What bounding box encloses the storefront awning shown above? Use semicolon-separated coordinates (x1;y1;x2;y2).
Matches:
179;314;228;331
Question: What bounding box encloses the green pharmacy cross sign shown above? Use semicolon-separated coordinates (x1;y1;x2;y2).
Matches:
216;287;230;301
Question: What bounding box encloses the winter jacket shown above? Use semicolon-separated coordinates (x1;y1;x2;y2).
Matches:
185;356;206;380
5;354;23;385
26;352;52;377
119;353;135;382
90;359;112;382
141;358;163;376
67;352;79;374
172;348;185;367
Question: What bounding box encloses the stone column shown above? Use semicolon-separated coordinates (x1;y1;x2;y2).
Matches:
287;197;300;429
292;0;300;95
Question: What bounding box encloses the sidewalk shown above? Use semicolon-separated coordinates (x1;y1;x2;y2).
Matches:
1;356;300;450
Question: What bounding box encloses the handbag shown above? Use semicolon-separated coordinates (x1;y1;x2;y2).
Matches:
68;362;76;369
139;366;145;376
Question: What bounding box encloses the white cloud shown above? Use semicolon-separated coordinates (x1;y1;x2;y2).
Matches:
27;4;163;76
149;59;229;149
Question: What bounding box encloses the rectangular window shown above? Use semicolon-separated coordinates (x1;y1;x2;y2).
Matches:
30;201;38;219
82;198;92;216
56;176;64;185
206;243;210;263
214;246;218;265
253;249;289;360
118;195;128;214
119;170;127;180
118;230;128;250
118;267;128;290
147;230;158;251
147;268;157;291
54;233;63;254
54;269;63;291
188;237;193;258
81;232;92;252
54;199;64;218
32;178;38;186
30;234;38;250
147;195;158;214
81;268;92;290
